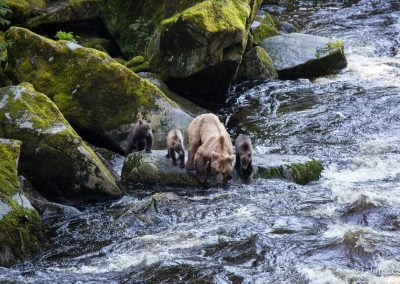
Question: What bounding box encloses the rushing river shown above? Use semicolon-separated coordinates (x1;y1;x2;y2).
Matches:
2;0;400;283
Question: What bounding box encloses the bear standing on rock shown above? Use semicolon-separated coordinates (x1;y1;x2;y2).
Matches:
166;129;185;168
235;134;253;178
125;120;153;155
186;113;234;185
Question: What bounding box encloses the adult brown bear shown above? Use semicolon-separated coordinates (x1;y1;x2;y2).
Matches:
186;113;234;184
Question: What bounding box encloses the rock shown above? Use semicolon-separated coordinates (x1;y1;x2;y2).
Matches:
5;0;46;24
251;12;280;45
5;27;194;151
0;84;122;201
121;150;322;188
237;46;278;80
80;37;111;53
101;0;263;105
0;138;44;267
24;0;100;28
261;33;347;79
125;56;150;73
19;176;82;222
253;154;323;185
122;150;217;187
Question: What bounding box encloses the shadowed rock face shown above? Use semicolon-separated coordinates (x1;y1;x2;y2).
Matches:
261;33;347;79
121;150;322;188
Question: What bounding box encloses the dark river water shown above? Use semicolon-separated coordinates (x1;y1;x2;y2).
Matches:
2;0;400;283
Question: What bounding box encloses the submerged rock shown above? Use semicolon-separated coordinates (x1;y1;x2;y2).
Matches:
121;150;322;187
237;46;278;80
101;0;263;105
0;84;122;201
5;27;194;151
261;33;347;79
0;138;44;267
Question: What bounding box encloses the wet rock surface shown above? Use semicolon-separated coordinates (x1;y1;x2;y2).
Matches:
261;33;347;79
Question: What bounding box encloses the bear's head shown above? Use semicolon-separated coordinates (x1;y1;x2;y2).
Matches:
138;120;152;136
211;151;234;184
239;152;252;170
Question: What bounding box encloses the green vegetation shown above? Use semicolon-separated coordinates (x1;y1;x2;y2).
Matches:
289;160;323;185
0;0;10;26
55;31;78;43
316;39;344;58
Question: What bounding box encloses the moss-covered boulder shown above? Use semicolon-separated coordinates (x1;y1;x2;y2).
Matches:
5;27;194;151
237;46;278;80
0;84;122;201
5;0;46;24
0;138;44;267
100;0;263;105
253;154;323;185
24;0;100;28
122;150;217;187
261;33;347;79
122;151;322;188
251;12;280;45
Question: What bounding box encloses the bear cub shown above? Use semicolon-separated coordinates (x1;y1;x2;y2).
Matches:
166;129;185;168
235;134;253;178
126;119;153;155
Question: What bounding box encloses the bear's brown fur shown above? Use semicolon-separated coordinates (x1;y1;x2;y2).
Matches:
235;134;253;178
186;113;234;184
166;129;185;168
125;120;153;155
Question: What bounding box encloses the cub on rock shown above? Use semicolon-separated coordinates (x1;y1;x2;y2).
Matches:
125;120;153;155
235;134;253;178
166;129;185;168
186;113;234;185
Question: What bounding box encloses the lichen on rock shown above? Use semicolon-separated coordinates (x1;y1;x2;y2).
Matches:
0;84;122;201
5;26;194;151
0;138;44;267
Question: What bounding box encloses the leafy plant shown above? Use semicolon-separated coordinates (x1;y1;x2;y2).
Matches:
0;0;11;27
55;31;78;43
316;39;344;58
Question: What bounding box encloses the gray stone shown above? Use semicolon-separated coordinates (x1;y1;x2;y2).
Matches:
12;193;35;210
0;201;11;219
237;47;278;80
261;33;347;79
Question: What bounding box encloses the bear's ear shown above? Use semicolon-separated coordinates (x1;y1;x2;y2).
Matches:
138;119;143;125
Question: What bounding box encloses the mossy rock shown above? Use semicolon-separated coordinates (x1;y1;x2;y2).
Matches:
5;0;46;24
125;56;151;73
253;154;323;185
5;27;194;151
101;0;263;103
251;12;280;45
0;138;44;267
25;0;100;28
237;46;278;80
80;37;110;53
122;150;217;187
0;84;122;201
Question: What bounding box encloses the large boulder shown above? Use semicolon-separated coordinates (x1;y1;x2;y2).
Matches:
251;12;280;45
0;138;44;267
237;46;278;80
0;84;122;201
121;150;322;187
101;0;263;106
5;27;194;151
5;0;46;24
261;33;347;79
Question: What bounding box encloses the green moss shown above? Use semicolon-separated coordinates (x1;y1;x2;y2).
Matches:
257;166;284;179
0;139;21;197
252;13;280;45
80;37;110;53
6;27;164;133
123;153;143;173
289;160;323;185
316;39;344;59
5;0;46;21
0;207;44;264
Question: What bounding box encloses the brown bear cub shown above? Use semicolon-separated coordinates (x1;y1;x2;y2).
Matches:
186;113;234;185
125;120;153;155
235;134;253;178
166;129;185;168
